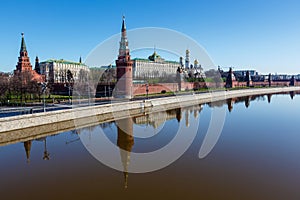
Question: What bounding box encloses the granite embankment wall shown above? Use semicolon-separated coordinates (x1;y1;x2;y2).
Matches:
1;86;300;136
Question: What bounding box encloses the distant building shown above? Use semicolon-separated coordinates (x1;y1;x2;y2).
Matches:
272;74;292;81
234;70;257;77
100;65;116;70
132;51;180;79
39;58;89;83
251;74;266;82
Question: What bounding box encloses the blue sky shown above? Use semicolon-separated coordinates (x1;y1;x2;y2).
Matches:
0;0;299;74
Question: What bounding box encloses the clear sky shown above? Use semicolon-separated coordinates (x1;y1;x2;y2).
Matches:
0;0;299;74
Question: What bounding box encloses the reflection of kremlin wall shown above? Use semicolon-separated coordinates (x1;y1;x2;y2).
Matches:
133;109;178;128
133;105;202;128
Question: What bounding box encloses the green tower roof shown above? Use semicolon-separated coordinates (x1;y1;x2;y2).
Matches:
20;33;27;53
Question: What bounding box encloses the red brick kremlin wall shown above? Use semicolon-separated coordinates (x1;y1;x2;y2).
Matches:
132;81;299;96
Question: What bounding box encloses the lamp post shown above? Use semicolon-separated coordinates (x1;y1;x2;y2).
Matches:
68;84;71;104
146;83;149;99
41;82;47;112
87;81;91;106
64;83;72;104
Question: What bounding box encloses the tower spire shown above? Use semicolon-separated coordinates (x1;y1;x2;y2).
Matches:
20;33;27;53
122;15;126;32
15;33;32;72
35;56;40;74
119;16;129;57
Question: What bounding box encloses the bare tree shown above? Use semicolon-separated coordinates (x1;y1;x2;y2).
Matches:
0;72;10;105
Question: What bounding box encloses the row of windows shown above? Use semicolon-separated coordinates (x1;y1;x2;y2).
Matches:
135;63;179;68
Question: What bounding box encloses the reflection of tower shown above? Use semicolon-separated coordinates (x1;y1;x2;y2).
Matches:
115;16;133;99
245;96;251;108
185;49;190;69
185;110;190;127
267;94;272;103
175;108;182;122
193;104;203;118
227;98;234;112
23;140;32;163
290;91;295;99
193;108;198;119
117;118;134;189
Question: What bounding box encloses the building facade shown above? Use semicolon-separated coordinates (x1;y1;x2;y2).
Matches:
39;59;89;83
234;70;257;77
132;51;181;79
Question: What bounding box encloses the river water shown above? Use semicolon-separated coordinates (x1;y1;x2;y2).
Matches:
1;93;300;199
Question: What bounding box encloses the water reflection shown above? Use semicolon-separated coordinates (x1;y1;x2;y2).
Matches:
43;138;50;160
290;91;295;99
267;94;272;103
23;140;32;163
98;93;299;188
2;92;300;195
13;93;299;169
227;98;234;112
133;109;180;128
206;93;296;112
21;138;51;163
245;96;251;108
116;118;134;189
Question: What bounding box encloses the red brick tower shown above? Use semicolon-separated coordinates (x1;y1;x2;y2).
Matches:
14;33;44;82
15;33;33;73
115;16;133;99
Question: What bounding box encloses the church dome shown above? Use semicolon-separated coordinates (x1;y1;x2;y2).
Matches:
148;51;161;61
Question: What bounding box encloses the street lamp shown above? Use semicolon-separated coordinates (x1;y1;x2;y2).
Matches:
88;82;91;106
41;82;47;112
64;83;72;104
146;83;149;99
